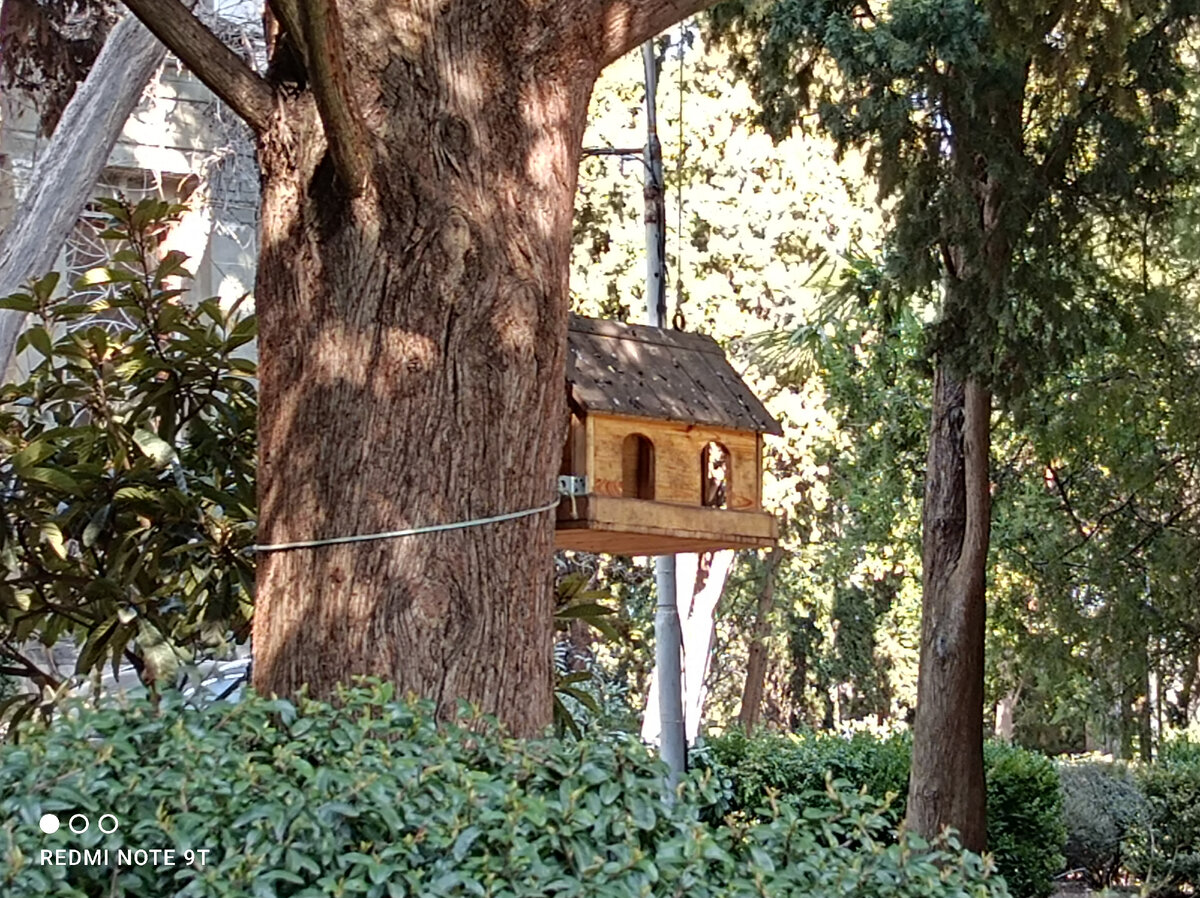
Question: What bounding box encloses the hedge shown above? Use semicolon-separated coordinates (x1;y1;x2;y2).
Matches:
1057;759;1146;888
0;684;1010;898
705;729;1064;898
1126;739;1200;895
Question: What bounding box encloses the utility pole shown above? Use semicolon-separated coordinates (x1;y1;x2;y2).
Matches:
642;38;686;789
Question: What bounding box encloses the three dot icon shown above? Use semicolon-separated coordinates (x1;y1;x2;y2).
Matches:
38;812;118;834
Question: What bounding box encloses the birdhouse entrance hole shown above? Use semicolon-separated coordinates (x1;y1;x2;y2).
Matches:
622;433;655;499
701;441;730;508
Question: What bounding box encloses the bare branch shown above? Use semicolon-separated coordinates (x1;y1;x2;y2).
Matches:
297;0;371;195
121;0;275;133
586;0;719;69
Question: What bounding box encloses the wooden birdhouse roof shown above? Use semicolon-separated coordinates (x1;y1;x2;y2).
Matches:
566;315;783;436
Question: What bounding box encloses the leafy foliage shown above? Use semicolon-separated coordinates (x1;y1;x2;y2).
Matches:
704;727;912;821
0;683;1011;897
552;573;624;737
710;0;1200;392
982;741;1066;898
988;240;1200;757
0;198;256;725
1057;760;1148;888
1127;739;1200;894
706;730;1064;898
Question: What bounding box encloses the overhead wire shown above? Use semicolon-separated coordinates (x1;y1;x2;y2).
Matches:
673;23;687;332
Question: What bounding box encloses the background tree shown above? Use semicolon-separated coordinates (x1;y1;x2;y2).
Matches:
710;0;1200;846
0;11;168;372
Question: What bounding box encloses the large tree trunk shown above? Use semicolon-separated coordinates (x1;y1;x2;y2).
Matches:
119;0;718;736
907;367;991;851
250;69;589;738
0;14;165;372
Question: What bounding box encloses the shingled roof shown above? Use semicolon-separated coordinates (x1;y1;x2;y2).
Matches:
565;315;783;436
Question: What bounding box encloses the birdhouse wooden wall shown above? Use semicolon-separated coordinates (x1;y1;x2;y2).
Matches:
583;413;762;509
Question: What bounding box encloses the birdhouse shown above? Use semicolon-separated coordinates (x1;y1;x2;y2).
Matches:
556;315;782;555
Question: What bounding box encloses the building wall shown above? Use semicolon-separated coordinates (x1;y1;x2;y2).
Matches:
0;44;260;311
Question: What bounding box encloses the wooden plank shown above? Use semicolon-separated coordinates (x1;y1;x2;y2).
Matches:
561;414;574;474
556;530;766;555
572;414;587;477
755;432;764;506
556;495;778;555
585;414;595;483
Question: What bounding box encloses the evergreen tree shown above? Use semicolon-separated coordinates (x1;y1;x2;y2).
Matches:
710;0;1200;846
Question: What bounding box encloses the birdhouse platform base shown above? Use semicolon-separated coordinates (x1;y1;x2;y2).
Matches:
555;495;778;555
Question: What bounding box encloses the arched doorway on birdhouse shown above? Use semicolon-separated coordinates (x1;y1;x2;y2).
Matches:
701;441;730;508
622;433;655;499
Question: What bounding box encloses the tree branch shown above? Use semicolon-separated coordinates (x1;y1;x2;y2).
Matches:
297;0;371;195
120;0;275;133
587;0;719;69
268;0;307;59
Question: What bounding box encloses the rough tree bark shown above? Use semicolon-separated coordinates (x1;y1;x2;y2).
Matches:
907;369;992;851
738;546;781;733
0;14;166;372
121;0;716;736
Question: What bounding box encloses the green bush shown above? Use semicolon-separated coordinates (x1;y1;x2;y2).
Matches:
0;684;1011;897
1057;759;1146;888
1127;739;1200;895
0;198;256;727
702;728;912;822
983;742;1065;898
706;730;1064;898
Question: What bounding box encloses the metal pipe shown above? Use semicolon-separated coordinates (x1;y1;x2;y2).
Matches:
643;37;686;790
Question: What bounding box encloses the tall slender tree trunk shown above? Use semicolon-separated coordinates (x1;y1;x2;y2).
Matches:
0;14;165;372
907;367;991;851
994;688;1018;742
739;546;780;733
1139;643;1154;761
1178;641;1199;725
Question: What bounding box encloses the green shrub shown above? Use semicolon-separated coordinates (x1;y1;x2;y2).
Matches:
706;730;1064;898
983;742;1065;898
1127;739;1200;895
703;728;912;822
0;684;1011;897
0;198;256;728
1057;759;1147;888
